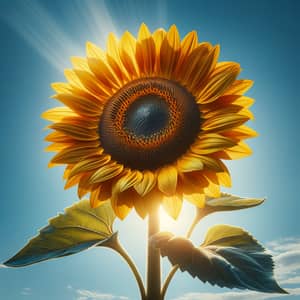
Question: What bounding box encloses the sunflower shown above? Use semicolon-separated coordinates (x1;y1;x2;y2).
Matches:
42;24;256;220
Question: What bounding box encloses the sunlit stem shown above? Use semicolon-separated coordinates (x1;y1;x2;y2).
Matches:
161;212;200;299
112;237;146;300
147;203;161;300
186;215;200;239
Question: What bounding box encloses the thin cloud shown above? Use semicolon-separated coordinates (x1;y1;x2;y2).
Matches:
21;288;32;296
281;276;300;285
172;288;300;300
76;289;128;300
271;238;300;282
267;237;300;254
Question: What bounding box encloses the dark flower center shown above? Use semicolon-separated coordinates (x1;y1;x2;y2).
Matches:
99;77;201;170
124;95;170;138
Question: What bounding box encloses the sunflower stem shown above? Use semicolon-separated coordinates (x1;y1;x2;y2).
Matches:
161;212;199;299
147;203;161;300
112;238;146;300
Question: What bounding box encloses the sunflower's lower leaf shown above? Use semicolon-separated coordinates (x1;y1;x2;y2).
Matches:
152;226;287;294
197;193;265;219
4;200;116;267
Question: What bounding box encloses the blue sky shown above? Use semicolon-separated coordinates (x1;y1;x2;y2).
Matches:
0;0;299;299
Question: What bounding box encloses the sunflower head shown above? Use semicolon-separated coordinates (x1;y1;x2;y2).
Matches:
43;23;256;220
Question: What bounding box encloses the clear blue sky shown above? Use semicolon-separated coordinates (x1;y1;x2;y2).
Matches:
0;0;299;299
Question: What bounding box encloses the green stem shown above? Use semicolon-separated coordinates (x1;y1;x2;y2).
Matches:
147;203;161;300
161;213;199;299
161;265;178;300
113;238;146;300
186;215;200;239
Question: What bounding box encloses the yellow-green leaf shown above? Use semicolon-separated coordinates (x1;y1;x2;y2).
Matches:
197;193;265;219
3;200;116;267
201;224;263;249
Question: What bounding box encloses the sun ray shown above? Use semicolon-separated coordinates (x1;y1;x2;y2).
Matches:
1;0;117;72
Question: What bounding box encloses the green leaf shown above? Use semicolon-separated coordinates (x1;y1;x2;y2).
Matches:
3;200;116;267
197;193;265;219
201;224;263;250
152;225;287;294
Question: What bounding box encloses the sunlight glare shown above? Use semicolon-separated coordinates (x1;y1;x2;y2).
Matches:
159;202;195;236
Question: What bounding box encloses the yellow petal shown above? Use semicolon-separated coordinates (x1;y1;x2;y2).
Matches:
119;31;139;78
90;186;103;208
86;41;106;59
177;154;204;172
152;28;166;74
201;95;254;112
189;45;220;92
208;159;232;187
181;31;198;53
218;141;252;159
50;145;99;165
111;190;134;220
184;193;205;208
63;165;73;180
106;33;120;61
52;94;102;117
88;57;122;92
222;125;258;140
202;104;251;120
162;195;182;219
74;69;111;99
134;198;148;219
198;63;240;104
193;155;224;172
71;56;90;71
45;131;74;143
111;198;132;220
69;154;111;178
232;96;255;108
217;170;232;187
136;23;156;75
45;142;71;152
51;82;72;94
64;173;81;189
113;170;143;195
178;172;208;195
88;162;124;184
50;123;98;141
202;113;250;132
159;25;180;78
89;184;112;209
48;116;97;130
191;133;236;155
179;43;211;84
64;69;85;89
201;170;219;185
134;189;161;219
175;30;198;74
224;79;253;95
239;109;254;120
134;171;156;196
158;165;178;196
204;180;221;198
41;107;77;122
106;33;129;83
77;174;93;198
